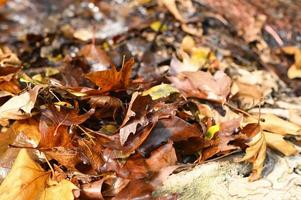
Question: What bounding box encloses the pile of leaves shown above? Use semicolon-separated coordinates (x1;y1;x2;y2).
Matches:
0;0;301;199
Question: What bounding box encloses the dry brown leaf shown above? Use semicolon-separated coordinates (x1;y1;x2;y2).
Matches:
120;116;148;145
263;131;297;156
0;149;50;200
79;43;111;72
282;46;301;68
232;81;263;109
85;58;134;92
0;46;21;68
0;85;42;121
39;105;94;148
240;128;266;181
159;0;185;23
245;113;301;136
168;70;231;103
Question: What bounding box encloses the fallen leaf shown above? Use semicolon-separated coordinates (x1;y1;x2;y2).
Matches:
79;43;111;72
263;131;297;156
239;126;266;181
85;58;134;92
282;46;301;68
138;116;203;157
142;83;179;100
282;46;301;79
40;179;78;200
0;85;42;121
146;141;177;172
0;149;50;200
39;105;94;148
120;116;148;145
168;70;231;103
245;113;301;136
0;46;21;68
159;0;185;23
232;81;263;109
205;124;220;140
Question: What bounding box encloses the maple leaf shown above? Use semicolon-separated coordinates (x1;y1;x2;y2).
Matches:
239;118;299;181
85;58;134;92
168;70;231;103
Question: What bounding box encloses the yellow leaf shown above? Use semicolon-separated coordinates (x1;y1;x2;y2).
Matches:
288;64;301;79
181;35;196;53
263;131;297;156
205;124;220;140
32;74;43;82
0;149;50;200
142;83;179;100
282;46;301;69
150;21;168;32
40;179;78;200
282;46;301;79
45;67;60;77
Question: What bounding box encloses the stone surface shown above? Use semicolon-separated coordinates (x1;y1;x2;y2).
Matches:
155;151;301;200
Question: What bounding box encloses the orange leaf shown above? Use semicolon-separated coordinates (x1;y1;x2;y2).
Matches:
85;58;134;92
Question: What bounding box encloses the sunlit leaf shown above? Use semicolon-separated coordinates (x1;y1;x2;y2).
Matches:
142;83;179;100
0;149;50;200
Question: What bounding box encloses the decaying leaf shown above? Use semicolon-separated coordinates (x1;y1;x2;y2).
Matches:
120;116;148;145
85;58;134;92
